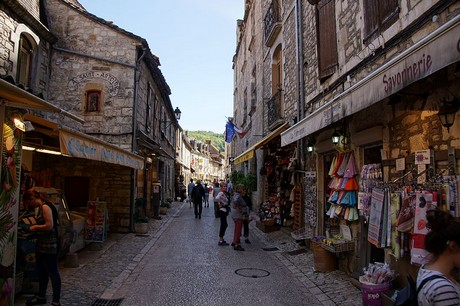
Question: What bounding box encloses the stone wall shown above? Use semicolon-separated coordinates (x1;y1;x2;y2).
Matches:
32;153;133;232
45;0;138;150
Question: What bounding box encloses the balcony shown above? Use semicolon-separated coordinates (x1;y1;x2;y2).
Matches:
267;90;284;130
264;1;282;47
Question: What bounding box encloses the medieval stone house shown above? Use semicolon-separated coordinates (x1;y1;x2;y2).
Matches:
232;0;460;287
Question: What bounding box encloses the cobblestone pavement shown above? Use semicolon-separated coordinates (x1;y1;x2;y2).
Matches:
15;200;362;306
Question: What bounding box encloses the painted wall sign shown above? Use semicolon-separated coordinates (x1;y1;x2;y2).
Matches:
60;130;143;169
68;71;120;96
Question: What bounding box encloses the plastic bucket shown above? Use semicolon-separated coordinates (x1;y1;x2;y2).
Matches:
311;241;337;272
361;282;391;306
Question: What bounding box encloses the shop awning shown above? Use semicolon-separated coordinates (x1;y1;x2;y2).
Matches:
23;114;144;169
0;78;84;123
234;123;289;165
59;128;144;169
281;15;460;147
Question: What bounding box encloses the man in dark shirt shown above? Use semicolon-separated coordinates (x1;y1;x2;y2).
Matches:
191;180;205;219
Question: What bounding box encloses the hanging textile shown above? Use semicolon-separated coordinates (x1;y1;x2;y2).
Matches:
326;151;359;221
389;193;401;259
368;187;385;248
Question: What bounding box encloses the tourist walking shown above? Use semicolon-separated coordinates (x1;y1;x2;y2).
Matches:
231;184;247;251
212;181;221;218
203;183;210;207
215;182;230;246
191;180;205;219
187;179;195;208
241;186;252;244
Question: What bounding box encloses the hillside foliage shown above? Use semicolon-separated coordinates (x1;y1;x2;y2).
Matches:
186;130;225;153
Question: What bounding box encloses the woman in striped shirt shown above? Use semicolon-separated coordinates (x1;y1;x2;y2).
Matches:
417;209;460;305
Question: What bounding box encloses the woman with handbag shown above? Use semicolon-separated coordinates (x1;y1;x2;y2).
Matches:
23;189;61;306
215;182;230;246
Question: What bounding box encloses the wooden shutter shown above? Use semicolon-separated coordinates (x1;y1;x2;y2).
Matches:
379;0;399;32
363;0;399;43
317;0;337;80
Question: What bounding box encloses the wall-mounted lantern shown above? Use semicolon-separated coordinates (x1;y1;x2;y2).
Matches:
437;97;459;132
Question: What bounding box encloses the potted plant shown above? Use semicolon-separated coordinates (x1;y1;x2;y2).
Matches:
134;198;149;234
159;200;171;215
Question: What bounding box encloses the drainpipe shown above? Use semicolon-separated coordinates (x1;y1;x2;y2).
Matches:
295;0;305;169
130;47;146;232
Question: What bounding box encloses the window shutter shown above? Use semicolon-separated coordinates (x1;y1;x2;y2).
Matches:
379;0;399;32
317;0;337;80
363;0;379;42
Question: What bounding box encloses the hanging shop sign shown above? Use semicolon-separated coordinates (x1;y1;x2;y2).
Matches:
281;15;460;147
60;129;144;169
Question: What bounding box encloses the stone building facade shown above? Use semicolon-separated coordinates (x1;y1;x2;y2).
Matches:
232;0;460;287
40;0;180;228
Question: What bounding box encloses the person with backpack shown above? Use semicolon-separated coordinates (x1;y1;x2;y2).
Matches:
22;189;61;306
191;180;205;219
416;209;460;305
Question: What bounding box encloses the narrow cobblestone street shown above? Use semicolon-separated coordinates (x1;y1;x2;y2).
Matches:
15;199;362;306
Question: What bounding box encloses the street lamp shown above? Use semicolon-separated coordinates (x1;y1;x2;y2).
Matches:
174;107;182;120
161;107;181;128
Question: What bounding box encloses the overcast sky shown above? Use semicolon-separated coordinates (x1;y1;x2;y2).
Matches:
77;0;244;134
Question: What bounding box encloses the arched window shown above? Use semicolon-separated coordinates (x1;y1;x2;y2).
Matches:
85;90;101;112
17;35;33;87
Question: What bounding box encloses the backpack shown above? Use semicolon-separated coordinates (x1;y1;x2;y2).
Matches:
394;274;444;306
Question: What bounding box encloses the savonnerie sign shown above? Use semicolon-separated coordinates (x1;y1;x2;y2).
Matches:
281;16;460;147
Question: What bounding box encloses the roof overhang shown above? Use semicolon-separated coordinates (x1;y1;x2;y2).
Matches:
0;78;84;123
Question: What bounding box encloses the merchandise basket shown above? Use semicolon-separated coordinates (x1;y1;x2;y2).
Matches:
321;240;355;253
261;219;275;226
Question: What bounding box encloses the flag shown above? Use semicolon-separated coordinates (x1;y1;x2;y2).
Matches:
225;120;248;143
225;121;236;143
233;124;248;138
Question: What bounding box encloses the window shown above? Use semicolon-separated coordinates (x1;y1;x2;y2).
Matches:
271;45;282;95
17;35;33;87
146;86;152;133
363;0;399;44
85;90;101;112
317;0;338;81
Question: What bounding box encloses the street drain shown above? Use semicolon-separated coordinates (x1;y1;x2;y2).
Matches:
135;234;150;237
90;298;124;306
235;268;270;278
262;247;279;251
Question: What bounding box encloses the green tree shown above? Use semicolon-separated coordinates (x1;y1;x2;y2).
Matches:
230;171;257;193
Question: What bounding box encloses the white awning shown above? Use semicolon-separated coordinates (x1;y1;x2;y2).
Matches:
59;128;144;169
281;15;460;147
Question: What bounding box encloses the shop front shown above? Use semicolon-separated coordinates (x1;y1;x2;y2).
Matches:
0;78;85;303
233;123;303;233
0;80;146;300
281;14;460;287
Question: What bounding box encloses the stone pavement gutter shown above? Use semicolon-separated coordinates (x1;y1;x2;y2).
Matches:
15;201;362;306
